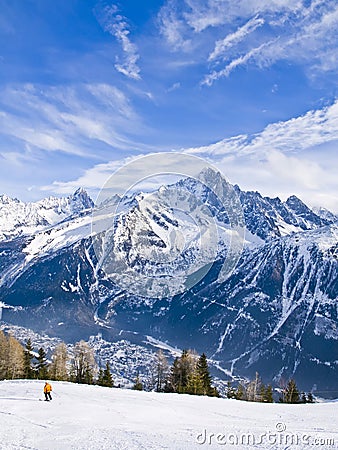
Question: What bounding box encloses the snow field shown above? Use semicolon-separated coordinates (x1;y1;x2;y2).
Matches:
0;380;337;449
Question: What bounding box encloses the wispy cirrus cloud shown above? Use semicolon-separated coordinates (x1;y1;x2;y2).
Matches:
182;0;299;33
205;2;338;84
0;82;144;159
94;4;141;80
203;39;277;86
159;0;301;36
158;0;338;86
208;15;265;62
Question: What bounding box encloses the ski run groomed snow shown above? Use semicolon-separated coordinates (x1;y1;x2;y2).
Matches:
0;380;337;450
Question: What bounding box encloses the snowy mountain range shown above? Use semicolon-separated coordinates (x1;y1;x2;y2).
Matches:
0;188;93;241
0;169;337;397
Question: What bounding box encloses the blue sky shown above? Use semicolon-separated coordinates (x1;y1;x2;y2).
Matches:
0;0;338;211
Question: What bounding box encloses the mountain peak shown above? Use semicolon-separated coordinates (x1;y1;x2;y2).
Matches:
70;188;94;212
73;187;88;196
285;194;327;228
0;194;21;205
286;194;305;207
312;206;338;223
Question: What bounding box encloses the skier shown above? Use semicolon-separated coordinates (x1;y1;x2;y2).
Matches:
44;382;52;401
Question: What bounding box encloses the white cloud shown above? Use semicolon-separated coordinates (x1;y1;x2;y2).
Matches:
42;159;126;196
186;100;338;156
203;2;338;84
167;82;181;92
203;39;277;85
0;83;144;159
182;0;301;32
95;4;141;80
158;0;338;85
208;15;265;61
42;152;197;199
184;100;338;212
157;0;192;51
183;0;229;32
85;84;136;119
0;109;88;157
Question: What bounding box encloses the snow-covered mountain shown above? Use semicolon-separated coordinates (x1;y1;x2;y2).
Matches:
312;206;338;224
0;171;337;397
238;191;330;240
0;188;93;241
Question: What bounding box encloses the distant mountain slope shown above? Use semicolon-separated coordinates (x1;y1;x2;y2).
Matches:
0;171;337;396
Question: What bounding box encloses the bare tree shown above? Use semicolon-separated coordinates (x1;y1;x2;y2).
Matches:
70;340;97;384
246;372;263;402
7;334;25;379
50;342;69;381
0;330;9;379
154;350;169;392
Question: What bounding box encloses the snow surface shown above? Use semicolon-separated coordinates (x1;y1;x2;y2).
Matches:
0;380;337;450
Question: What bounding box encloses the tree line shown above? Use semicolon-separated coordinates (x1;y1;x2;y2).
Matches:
225;372;314;404
0;330;315;403
0;331;113;388
134;349;219;397
0;332;219;398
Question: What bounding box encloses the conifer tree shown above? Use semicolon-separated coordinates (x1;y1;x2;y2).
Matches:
23;338;35;379
97;368;104;386
168;357;180;392
208;386;220;398
186;368;204;395
102;361;114;387
281;379;300;404
36;347;48;379
49;343;69;381
226;381;236;399
133;373;143;391
264;384;274;403
235;383;246;400
169;350;197;393
196;353;212;396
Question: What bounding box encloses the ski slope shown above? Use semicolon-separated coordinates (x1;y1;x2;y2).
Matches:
0;380;337;449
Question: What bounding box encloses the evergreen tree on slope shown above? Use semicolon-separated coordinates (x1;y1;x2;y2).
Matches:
102;362;114;387
36;347;48;380
23;338;35;379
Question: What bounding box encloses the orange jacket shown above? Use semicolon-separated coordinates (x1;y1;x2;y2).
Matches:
44;383;52;393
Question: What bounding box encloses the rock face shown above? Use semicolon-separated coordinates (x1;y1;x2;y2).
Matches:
0;175;337;397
